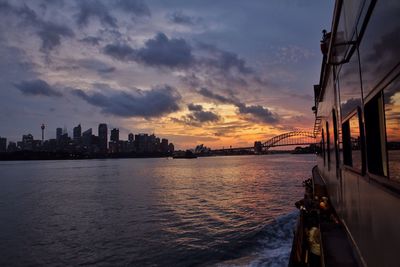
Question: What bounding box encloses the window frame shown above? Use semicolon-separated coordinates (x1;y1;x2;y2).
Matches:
332;109;340;170
342;107;366;174
364;91;388;178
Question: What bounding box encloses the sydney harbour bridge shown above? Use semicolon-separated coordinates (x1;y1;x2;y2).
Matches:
211;131;316;154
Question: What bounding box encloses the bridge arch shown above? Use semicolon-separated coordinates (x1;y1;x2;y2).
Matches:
261;131;316;150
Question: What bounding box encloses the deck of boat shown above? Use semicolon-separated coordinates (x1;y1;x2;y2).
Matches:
289;166;360;267
312;167;359;267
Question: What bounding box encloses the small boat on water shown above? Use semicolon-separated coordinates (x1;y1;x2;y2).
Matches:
289;1;400;266
172;150;197;159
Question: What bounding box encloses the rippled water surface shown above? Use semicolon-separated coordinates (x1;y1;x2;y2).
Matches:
0;154;315;266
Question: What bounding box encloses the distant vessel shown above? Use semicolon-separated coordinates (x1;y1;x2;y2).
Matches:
290;1;400;266
173;150;197;159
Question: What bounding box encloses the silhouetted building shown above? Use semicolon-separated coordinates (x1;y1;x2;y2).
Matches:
73;124;81;143
41;124;45;142
0;137;6;152
161;138;169;153
42;139;57;152
168;143;174;153
254;141;262;153
7;141;17;152
108;128;120;153
91;135;100;153
22;134;34;151
155;137;161;152
127;133;135;152
56;128;62;141
110;128;119;142
0;123;174;157
195;144;210;154
98;123;108;153
135;133;148;153
119;140;129;153
82;128;92;151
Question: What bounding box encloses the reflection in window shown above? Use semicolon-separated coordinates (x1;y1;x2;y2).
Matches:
349;114;362;170
322;128;326;165
342;112;362;171
338;49;362;119
326;122;331;168
359;0;400;97
332;109;340;168
384;83;400;182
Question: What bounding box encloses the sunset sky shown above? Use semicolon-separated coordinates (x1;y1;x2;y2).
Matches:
0;0;333;149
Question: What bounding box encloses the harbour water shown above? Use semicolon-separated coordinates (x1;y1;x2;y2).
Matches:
0;154;315;266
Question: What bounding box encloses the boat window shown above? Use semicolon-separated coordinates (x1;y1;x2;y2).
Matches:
316;139;323;157
342;120;352;166
359;0;400;97
365;92;387;177
342;111;362;171
365;75;400;181
332;109;340;169
322;128;326;165
338;47;362;119
384;81;400;182
326;122;331;169
333;0;363;62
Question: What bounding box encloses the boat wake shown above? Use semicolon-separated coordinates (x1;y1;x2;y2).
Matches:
214;211;298;267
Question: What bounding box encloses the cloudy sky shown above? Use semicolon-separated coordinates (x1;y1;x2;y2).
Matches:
0;0;333;149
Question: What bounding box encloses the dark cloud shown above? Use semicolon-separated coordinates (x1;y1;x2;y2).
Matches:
168;11;195;25
189;110;220;123
115;0;151;17
236;103;278;124
38;22;74;52
187;103;203;111
80;36;102;46
13;3;38;23
71;85;181;118
103;33;194;68
103;43;135;61
211;124;251;137
75;0;117;28
198;42;253;74
197;87;238;105
15;79;63;97
197;87;278;124
340;98;361;117
135;33;193;68
0;1;74;52
186;103;220;123
78;59;116;74
173;103;220;126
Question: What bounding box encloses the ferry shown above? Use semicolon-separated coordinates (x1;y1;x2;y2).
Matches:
289;0;400;266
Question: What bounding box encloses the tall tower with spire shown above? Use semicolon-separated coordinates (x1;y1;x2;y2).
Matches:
41;123;45;142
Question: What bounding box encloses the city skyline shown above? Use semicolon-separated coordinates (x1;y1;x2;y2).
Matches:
0;122;175;156
0;0;333;149
1;122;166;144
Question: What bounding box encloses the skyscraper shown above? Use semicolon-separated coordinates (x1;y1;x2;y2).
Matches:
73;124;82;143
82;128;92;148
98;123;108;153
0;137;6;152
110;128;119;142
161;138;169;153
41;124;45;142
56;127;62;141
128;133;134;142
